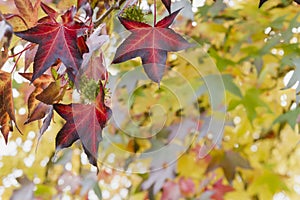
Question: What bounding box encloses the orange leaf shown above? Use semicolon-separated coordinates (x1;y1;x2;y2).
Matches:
36;81;61;105
0;71;20;143
19;73;53;124
14;0;41;27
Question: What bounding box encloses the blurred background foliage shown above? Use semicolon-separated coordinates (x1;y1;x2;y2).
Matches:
2;0;300;199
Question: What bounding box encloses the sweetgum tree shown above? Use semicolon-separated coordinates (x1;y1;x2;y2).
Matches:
1;0;300;199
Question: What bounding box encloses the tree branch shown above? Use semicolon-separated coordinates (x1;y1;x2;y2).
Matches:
94;0;126;27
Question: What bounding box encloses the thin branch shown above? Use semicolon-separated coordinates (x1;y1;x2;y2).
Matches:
153;0;156;25
94;0;126;27
4;14;28;29
8;43;33;58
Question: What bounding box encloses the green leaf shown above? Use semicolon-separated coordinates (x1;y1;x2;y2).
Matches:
248;170;289;195
51;67;58;80
223;74;243;98
209;49;235;71
282;12;300;42
273;107;300;128
35;184;56;197
209;0;227;17
242;88;271;122
270;15;286;29
228;99;241;111
93;183;102;200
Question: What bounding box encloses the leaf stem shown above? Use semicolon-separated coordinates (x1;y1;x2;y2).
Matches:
153;0;157;25
4;14;28;29
94;0;126;28
8;43;33;58
10;52;22;73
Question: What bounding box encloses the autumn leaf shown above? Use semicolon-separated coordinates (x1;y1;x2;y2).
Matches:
81;54;107;82
77;0;93;18
39;106;53;138
53;82;111;169
0;13;13;67
36;80;66;105
80;25;108;81
206;150;252;183
0;71;20;143
179;177;196;197
15;6;88;82
20;71;66;142
161;0;171;13
40;1;59;22
112;9;192;83
210;179;234;200
24;44;38;72
161;181;181;200
14;0;41;27
19;73;53;124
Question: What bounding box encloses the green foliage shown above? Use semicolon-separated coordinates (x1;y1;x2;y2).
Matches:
274;107;300;127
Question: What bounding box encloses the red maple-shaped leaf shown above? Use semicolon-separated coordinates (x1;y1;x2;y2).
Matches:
53;82;111;169
210;179;234;200
112;9;192;83
15;6;88;82
161;0;171;13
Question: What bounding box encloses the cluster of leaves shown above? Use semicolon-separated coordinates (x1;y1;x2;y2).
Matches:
0;0;193;172
0;0;115;172
1;0;199;196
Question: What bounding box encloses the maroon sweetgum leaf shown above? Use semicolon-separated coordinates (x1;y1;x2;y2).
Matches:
161;0;171;13
15;6;88;83
53;82;111;169
40;2;59;22
112;9;192;83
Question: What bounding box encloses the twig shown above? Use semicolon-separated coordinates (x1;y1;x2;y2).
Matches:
94;0;126;27
153;0;156;25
